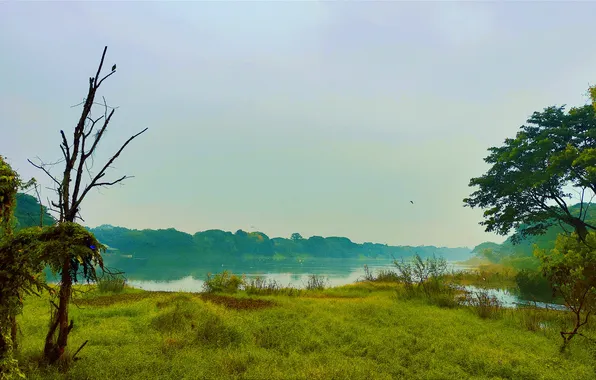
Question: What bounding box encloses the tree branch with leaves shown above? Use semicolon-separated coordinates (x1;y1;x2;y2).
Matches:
536;231;596;348
464;102;596;243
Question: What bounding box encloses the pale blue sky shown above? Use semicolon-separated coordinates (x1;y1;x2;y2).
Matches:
1;1;595;248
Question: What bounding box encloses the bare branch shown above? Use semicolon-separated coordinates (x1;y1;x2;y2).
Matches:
93;175;132;187
72;127;148;214
84;115;105;139
60;130;70;161
93;46;108;87
59;146;68;162
84;109;115;160
28;159;61;187
102;96;108;119
74;211;85;223
71;122;89;208
72;340;89;361
97;71;116;88
84;159;94;180
33;155;64;168
70;100;118;111
34;182;44;227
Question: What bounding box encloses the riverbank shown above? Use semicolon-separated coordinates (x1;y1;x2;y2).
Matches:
15;281;596;379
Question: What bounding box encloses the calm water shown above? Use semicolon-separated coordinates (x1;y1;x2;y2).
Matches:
128;259;469;292
128;259;387;291
128;258;467;291
461;285;566;310
126;258;564;310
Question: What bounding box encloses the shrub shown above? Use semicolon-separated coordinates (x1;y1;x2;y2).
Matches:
536;232;596;346
244;276;279;294
195;312;242;347
392;254;459;308
392;257;415;291
242;276;303;296
304;274;327;290
96;273;127;293
429;285;460;308
151;299;197;333
151;297;243;348
393;254;450;297
360;265;399;282
376;268;400;282
362;264;375;281
460;287;503;319
203;271;244;293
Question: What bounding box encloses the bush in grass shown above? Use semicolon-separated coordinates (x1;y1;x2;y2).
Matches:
203;271;244;293
305;274;328;290
96;273;127;293
152;297;243;348
459;287;504;319
243;276;302;296
151;299;197;333
376;268;400;282
195;312;242;348
361;265;399;282
392;254;457;306
362;264;375;281
536;232;596;347
243;276;281;295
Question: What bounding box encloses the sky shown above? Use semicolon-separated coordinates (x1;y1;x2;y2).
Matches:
1;1;595;248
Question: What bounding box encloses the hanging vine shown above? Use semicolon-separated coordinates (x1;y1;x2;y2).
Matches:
0;155;47;378
0;155;19;236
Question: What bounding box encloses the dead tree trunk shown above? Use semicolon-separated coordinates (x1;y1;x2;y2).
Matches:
29;46;147;364
43;261;72;362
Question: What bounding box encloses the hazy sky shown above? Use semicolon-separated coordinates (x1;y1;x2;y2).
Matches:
1;1;595;248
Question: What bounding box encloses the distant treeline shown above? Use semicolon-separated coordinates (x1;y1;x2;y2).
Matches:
14;193;472;267
89;225;472;262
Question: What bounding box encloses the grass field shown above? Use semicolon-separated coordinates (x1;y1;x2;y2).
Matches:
14;281;596;379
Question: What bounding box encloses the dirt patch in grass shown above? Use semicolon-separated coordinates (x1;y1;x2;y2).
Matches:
199;294;276;310
301;294;365;299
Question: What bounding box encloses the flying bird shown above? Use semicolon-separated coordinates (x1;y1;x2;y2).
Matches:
112;64;116;71
410;201;414;204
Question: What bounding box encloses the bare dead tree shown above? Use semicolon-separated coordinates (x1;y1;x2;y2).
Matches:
28;46;148;363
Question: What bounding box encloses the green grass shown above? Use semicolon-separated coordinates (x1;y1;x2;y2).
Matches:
13;281;596;379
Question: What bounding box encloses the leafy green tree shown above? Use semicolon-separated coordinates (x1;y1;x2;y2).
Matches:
0;228;48;378
290;233;303;241
464;101;596;243
28;46;147;363
536;232;596;347
0;156;48;377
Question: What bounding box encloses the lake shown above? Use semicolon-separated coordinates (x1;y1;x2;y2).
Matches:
127;257;468;290
124;257;565;310
127;258;467;290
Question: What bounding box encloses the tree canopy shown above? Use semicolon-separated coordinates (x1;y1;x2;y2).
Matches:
464;102;596;243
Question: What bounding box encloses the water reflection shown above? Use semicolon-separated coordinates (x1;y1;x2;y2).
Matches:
126;259;565;311
462;285;566;311
128;260;463;293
